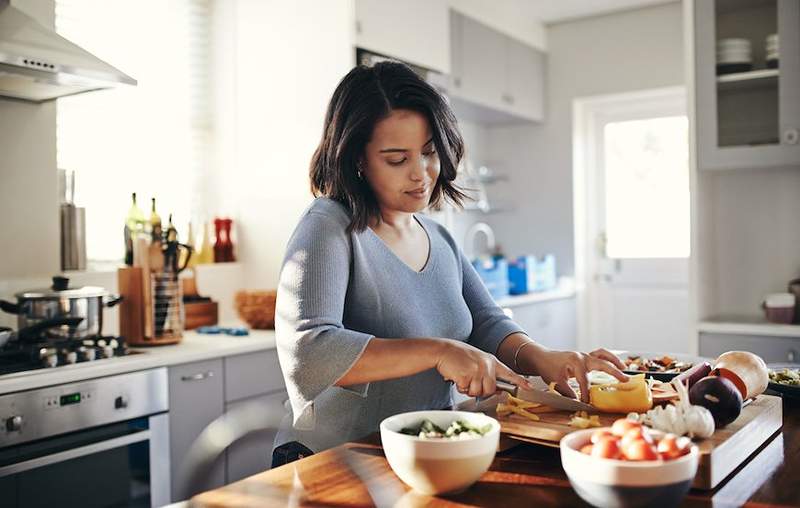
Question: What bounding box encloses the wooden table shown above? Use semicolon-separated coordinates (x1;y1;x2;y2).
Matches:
191;398;800;507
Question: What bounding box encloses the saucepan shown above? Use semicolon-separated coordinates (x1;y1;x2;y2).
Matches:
0;276;120;340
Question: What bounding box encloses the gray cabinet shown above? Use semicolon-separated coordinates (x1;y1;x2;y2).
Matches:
694;0;800;170
225;390;288;483
700;332;800;363
507;299;577;351
449;10;545;123
224;350;288;483
168;359;225;502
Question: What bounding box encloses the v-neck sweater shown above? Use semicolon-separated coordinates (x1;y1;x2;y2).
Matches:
274;197;525;452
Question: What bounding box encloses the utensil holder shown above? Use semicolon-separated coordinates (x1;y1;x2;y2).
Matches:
151;272;184;342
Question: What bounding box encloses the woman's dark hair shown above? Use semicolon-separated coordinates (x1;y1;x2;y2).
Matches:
310;61;468;232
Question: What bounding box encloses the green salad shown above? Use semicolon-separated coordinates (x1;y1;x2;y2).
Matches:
769;368;800;386
399;419;492;440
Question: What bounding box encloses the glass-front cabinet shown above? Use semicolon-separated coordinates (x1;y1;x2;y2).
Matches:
694;0;800;170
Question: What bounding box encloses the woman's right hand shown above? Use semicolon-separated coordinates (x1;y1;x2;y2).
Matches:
434;339;532;397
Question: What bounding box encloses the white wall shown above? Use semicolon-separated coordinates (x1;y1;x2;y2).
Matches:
212;0;356;290
0;0;58;280
485;2;685;277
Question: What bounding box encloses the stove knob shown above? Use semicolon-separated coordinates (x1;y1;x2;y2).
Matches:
102;346;114;359
43;354;58;368
80;347;96;362
6;415;22;432
65;351;77;364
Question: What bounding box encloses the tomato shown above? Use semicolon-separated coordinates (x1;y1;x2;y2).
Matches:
611;418;641;437
623;439;659;461
591;429;615;444
620;426;654;450
591;436;622;459
580;444;594;455
657;434;689;460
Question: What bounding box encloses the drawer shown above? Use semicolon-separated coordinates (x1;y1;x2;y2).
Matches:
224;350;285;402
699;332;800;363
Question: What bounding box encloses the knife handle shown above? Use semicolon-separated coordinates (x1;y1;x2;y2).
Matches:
495;380;518;396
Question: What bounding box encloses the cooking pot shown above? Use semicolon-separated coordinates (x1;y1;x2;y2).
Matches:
0;276;121;340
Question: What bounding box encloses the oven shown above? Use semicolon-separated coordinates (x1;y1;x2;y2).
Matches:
0;368;169;507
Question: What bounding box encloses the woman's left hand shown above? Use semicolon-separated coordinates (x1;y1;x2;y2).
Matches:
521;346;629;403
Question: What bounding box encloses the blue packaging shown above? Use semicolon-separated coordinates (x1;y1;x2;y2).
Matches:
472;257;509;299
507;255;557;294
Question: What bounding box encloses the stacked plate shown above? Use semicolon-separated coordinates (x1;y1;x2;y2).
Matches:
717;38;753;74
766;33;779;69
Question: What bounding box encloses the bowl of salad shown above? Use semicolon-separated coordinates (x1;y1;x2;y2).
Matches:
379;410;500;495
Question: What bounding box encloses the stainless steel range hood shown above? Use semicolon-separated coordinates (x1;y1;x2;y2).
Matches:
0;0;136;103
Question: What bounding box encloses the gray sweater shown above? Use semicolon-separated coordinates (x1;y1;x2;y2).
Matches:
274;197;524;452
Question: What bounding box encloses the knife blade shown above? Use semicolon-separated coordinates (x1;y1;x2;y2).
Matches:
496;378;596;412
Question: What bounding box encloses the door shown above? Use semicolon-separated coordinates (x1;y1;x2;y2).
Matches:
574;87;692;354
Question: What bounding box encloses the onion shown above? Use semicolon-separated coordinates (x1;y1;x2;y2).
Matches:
714;351;769;399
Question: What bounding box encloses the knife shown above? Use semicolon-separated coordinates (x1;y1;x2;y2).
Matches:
495;378;596;412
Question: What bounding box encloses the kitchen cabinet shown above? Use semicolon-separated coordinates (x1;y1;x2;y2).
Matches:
693;0;800;170
168;359;225;502
449;10;545;123
355;0;450;73
224;350;288;482
509;298;577;351
699;332;800;363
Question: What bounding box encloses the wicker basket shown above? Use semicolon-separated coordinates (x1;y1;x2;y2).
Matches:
234;290;277;329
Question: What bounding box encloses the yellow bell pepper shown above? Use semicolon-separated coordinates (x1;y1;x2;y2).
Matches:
589;374;653;413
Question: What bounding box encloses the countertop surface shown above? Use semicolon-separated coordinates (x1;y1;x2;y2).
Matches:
0;329;276;395
190;398;800;507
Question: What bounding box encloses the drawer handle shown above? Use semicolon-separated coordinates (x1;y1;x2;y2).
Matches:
788;350;797;363
181;371;214;382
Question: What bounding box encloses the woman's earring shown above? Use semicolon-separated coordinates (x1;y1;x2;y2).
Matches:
357;163;364;180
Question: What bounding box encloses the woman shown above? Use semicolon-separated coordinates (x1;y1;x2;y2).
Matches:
273;61;627;463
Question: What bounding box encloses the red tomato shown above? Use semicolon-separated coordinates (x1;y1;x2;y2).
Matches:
591;436;622;460
657;434;689;460
620;426;654;450
623;439;659;461
611;418;641;437
591;429;615;444
580;444;594;455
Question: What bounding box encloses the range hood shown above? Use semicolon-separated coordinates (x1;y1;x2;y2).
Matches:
0;0;136;103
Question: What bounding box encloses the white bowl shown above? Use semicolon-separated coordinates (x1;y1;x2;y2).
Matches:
380;410;500;495
560;428;699;508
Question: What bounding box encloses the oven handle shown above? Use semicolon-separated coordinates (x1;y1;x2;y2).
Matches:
0;429;151;477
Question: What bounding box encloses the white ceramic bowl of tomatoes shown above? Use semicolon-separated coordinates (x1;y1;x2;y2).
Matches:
560;418;699;508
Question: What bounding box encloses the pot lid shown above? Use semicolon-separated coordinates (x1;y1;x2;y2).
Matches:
15;276;109;299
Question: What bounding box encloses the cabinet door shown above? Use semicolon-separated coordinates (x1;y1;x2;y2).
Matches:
168;359;225;502
225;391;289;483
355;0;449;73
694;0;800;170
458;14;506;111
507;299;577;351
225;350;285;403
506;37;545;122
699;332;800;363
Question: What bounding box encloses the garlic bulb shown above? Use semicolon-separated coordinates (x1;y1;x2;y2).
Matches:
628;378;715;439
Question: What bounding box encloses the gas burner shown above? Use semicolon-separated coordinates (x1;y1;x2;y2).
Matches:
0;335;140;375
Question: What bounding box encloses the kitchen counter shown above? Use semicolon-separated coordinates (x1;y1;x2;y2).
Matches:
189;398;800;507
0;329;276;394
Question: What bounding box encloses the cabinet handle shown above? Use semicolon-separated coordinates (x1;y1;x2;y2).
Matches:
788;349;797;363
181;371;214;382
783;129;799;145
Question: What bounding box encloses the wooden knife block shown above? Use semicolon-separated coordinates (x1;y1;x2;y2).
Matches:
118;267;182;346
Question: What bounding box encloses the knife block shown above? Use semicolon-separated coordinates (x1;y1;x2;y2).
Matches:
118;267;182;346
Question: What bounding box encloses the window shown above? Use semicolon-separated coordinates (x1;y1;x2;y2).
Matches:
603;115;690;259
55;0;212;262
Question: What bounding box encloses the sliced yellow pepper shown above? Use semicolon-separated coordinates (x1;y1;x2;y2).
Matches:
589;373;653;413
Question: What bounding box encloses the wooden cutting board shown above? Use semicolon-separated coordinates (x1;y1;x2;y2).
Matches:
494;394;783;490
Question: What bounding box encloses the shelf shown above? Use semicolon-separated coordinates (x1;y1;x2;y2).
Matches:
717;69;779;92
698;317;800;338
495;278;576;309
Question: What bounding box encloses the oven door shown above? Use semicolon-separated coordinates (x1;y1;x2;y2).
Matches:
0;413;169;508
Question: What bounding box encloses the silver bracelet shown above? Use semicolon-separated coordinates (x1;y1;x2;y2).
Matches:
513;340;535;372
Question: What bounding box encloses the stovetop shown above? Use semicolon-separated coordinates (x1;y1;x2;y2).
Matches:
0;335;141;376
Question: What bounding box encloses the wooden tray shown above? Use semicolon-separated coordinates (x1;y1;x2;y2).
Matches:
495;394;783;490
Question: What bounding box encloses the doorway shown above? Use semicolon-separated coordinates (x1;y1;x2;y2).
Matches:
573;87;691;354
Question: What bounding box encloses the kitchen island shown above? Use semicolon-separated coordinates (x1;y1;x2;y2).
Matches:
189;398;799;507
